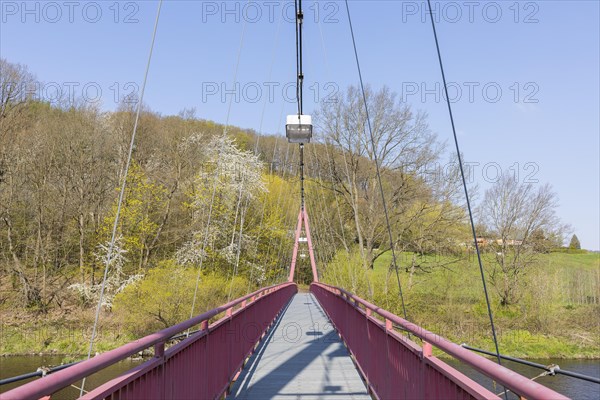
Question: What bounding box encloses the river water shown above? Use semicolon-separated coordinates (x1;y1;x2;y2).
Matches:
0;356;139;399
446;358;599;399
1;356;598;399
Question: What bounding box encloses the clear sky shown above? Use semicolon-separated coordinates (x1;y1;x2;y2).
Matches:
1;0;599;250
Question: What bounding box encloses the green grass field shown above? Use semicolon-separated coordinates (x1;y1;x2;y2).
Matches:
323;250;599;359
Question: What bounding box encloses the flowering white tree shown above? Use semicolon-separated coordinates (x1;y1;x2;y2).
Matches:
69;237;143;309
176;135;267;271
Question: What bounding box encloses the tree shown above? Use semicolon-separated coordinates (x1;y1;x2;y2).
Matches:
479;175;564;305
569;234;581;250
68;236;142;309
113;261;247;335
315;85;440;272
98;162;168;274
176;135;268;276
0;58;36;141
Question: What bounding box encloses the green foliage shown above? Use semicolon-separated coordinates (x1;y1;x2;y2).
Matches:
0;60;594;361
321;251;600;359
113;260;248;336
569;234;581;250
550;247;588;254
0;318;133;356
321;249;372;297
98;162;167;272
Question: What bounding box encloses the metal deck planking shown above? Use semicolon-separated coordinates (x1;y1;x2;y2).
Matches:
229;293;371;400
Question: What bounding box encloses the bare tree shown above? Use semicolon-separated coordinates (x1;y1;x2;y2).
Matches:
0;58;36;142
479;175;564;305
315;85;440;270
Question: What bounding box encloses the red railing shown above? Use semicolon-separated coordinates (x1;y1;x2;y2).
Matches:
3;283;297;400
311;282;568;400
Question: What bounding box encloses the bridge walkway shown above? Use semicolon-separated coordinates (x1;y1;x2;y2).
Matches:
229;293;371;400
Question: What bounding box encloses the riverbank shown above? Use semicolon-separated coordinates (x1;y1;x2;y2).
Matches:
322;251;600;360
1;310;598;360
2;252;598;360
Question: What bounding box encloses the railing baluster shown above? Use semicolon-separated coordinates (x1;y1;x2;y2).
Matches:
3;283;297;400
310;282;568;400
422;341;432;358
154;342;165;359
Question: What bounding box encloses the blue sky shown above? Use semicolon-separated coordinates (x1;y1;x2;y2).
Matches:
1;1;599;250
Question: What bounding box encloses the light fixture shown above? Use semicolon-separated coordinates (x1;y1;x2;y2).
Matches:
286;114;312;143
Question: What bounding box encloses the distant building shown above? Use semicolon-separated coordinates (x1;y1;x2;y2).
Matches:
462;237;523;248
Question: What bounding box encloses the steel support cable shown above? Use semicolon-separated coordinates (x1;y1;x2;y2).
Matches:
308;143;346;286
461;344;600;385
343;0;408;320
224;0;250;135
314;0;352;258
258;139;288;288
294;0;306;210
229;183;245;247
268;143;299;285
315;4;371;292
187;0;253;324
424;1;505;394
260;104;292;287
316;13;380;393
323;141;364;290
304;149;330;282
310;145;339;262
226;152;265;299
265;141;294;286
79;2;163;397
323;142;351;252
226;180;246;301
316;20;379;398
187;167;219;326
244;14;284;291
312;145;337;278
228;196;248;301
315;19;373;290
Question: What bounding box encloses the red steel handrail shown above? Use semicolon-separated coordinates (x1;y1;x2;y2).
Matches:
311;282;569;400
3;282;297;400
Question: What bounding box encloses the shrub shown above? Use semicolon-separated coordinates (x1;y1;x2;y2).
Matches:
113;260;247;336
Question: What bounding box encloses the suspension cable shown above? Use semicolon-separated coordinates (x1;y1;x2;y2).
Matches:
265;108;295;285
269;143;300;286
257;138;288;289
307;144;342;286
295;0;306;210
79;1;163;397
424;0;505;389
315;10;374;296
188;0;252;322
343;0;408;320
245;12;284;292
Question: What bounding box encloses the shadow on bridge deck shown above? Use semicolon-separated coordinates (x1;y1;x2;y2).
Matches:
228;293;371;400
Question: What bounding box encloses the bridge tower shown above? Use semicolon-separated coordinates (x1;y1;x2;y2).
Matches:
288;206;318;283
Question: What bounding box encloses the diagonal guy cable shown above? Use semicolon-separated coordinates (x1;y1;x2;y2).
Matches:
425;0;506;398
344;0;408;320
189;0;252;321
80;1;164;397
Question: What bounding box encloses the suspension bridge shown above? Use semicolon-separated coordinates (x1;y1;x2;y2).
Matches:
1;0;593;399
0;266;571;400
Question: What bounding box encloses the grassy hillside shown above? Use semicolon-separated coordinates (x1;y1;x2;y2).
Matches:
323;251;600;359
